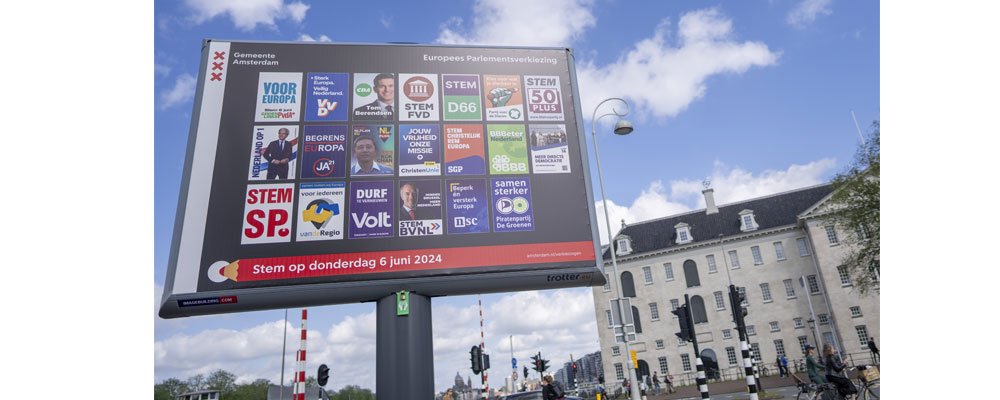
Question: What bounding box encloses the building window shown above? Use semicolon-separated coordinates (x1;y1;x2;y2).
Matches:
760;283;773;303
615;363;624;380
612;346;620;356
806;275;821;294
675;222;693;244
643;266;653;284
621;271;636;297
726;347;738;366
751;246;763;265
632;306;643;333
649;303;660;321
856;326;871;347
783;279;796;298
838;266;852;286
616;237;633;255
658;357;669;374
822;332;835;348
774;242;786;261
850;306;863;318
603;273;610;292
691;295;708;324
656;339;665;349
739;209;758;232
681;354;692;372
706;254;717;273
796;238;811;256
794;317;804;329
769;321;780;332
606;310;613;327
723;329;732;340
825;226;840;246
714;291;726;310
818;314;829;325
774;339;787;357
738;287;749;306
683;259;701;288
797;336;809;353
747;325;757;336
750;343;762;363
670;299;679;315
728;250;741;269
664;263;675;281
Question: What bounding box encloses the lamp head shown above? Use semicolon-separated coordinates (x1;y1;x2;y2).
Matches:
614;119;634;135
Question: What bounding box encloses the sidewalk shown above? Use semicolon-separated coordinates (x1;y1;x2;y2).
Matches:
639;375;800;400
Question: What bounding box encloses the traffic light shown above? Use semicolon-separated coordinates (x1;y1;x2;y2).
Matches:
572;362;577;371
672;304;694;342
470;346;483;375
523;366;529;379
729;285;748;329
540;357;550;373
483;353;491;371
531;353;541;373
317;364;330;387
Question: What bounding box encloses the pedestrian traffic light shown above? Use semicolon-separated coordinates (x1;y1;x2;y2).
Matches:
672;304;694;342
470;346;483;375
483;353;491;371
523;366;529;379
317;364;330;387
572;362;577;371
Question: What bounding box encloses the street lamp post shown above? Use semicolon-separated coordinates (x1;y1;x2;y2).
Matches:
590;97;640;400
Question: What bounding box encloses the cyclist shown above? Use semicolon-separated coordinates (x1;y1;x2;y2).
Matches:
823;344;858;399
804;345;826;385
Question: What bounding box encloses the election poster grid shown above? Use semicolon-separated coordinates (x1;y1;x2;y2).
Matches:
196;43;597;293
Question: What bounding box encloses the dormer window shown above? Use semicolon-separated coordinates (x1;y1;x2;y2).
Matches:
675;222;693;244
739;209;758;232
616;235;633;256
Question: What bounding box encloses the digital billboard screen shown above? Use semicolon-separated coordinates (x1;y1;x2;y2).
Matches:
160;40;605;318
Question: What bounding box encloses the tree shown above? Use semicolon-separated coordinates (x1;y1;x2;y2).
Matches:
205;369;238;395
330;384;376;400
186;373;206;391
825;121;880;295
155;378;190;400
228;378;271;400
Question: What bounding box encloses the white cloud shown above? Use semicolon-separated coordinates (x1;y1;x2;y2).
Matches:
380;14;393;30
298;34;332;42
160;74;196;110
787;0;833;28
594;159;837;243
184;0;310;31
577;8;780;121
436;0;596;46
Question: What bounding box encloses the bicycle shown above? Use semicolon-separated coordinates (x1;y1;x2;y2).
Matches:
853;365;879;400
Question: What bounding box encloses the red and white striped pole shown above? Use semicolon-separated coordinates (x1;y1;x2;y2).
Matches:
294;309;308;400
478;295;489;399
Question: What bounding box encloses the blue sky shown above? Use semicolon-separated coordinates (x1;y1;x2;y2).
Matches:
153;0;879;392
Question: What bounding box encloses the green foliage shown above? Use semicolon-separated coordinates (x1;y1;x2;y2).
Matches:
155;378;190;399
826;121;880;295
227;378;271;400
329;384;376;400
206;369;239;395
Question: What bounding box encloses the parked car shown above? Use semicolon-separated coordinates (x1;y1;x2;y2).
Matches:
497;390;583;400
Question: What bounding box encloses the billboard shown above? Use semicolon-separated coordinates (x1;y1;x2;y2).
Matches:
160;40;605;318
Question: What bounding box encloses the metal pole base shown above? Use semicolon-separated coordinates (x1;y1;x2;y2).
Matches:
376;292;434;400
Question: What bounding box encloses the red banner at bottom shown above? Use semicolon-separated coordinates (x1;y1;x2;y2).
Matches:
212;241;596;283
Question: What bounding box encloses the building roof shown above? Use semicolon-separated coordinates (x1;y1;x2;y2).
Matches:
603;183;833;260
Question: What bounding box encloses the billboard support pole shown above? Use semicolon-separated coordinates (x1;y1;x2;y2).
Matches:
377;292;434;400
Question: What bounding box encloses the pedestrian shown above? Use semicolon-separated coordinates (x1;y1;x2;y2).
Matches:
664;373;675;394
623;377;630;395
639;377;647;397
541;374;566;400
443;388;454;400
779;354;789;377
804;344;826;385
867;337;879;364
822;344;858;399
652;372;661;395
